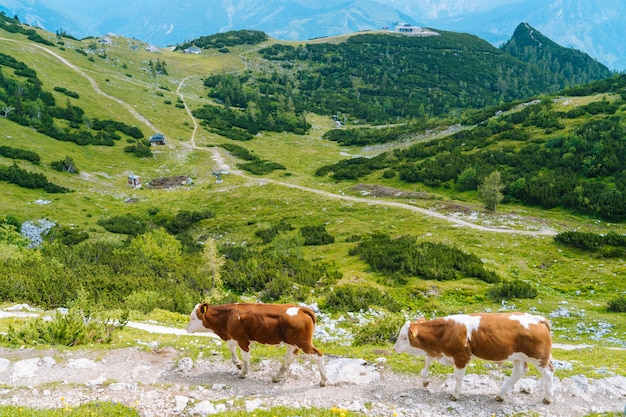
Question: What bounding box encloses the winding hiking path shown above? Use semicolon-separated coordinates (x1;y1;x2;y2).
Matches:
3;38;160;134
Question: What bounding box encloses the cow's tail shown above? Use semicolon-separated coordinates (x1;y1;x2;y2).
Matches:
302;307;317;325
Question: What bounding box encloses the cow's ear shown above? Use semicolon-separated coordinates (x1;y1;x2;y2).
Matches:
199;303;209;314
409;322;420;339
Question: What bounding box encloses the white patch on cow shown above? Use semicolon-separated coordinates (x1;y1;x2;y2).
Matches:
447;314;481;340
286;306;299;316
508;313;543;329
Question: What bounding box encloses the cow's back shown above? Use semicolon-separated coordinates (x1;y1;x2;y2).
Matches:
461;313;552;364
234;303;317;347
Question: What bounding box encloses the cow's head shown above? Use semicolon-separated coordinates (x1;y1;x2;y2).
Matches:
394;319;427;356
186;303;209;333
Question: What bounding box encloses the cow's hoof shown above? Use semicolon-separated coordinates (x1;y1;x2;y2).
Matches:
542;398;552;404
422;381;429;388
319;379;327;387
238;372;247;379
495;396;504;402
449;395;459;401
271;376;282;383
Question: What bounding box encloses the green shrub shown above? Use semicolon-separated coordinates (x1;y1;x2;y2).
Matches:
255;221;295;244
598;246;625;258
3;307;128;347
323;285;401;313
222;251;335;300
301;225;335;246
44;225;89;245
238;160;286;174
488;279;538;301
218;143;258;161
607;296;626;313
97;213;147;235
350;233;500;284
352;315;405;346
554;231;603;250
125;290;166;313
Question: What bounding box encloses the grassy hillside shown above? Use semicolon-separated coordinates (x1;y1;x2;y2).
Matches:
0;16;624;358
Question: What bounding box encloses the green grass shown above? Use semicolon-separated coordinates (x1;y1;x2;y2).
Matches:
0;402;140;417
0;404;369;417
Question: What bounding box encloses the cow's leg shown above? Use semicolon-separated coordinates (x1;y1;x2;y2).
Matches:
235;340;251;378
297;344;327;387
310;351;327;387
238;349;251;378
537;362;555;404
496;360;527;402
421;356;435;387
273;345;298;383
450;366;467;401
227;340;242;369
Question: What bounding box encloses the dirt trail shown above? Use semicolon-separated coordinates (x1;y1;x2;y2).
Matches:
1;310;625;416
0;328;625;416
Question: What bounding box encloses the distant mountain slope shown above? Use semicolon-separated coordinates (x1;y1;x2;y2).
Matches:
185;29;612;130
501;23;612;86
1;1;626;70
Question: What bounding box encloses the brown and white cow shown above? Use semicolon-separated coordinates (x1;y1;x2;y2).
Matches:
394;312;554;403
186;302;328;386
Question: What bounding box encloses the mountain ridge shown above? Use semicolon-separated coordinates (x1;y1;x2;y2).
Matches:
1;0;625;70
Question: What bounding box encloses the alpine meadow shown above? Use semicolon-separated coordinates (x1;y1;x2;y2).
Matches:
0;12;625;416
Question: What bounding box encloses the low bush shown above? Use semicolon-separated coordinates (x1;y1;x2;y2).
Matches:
488;279;538;300
554;231;603;250
323;285;402;313
2;307;128;347
607;296;626;313
98;213;147;235
350;233;500;284
125;290;167;313
352;315;405;346
255;221;294;244
301;225;334;246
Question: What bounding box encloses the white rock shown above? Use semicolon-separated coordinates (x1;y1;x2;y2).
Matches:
108;382;136;391
552;359;573;370
67;358;97;369
245;398;263;412
0;358;10;372
87;375;107;387
11;358;40;381
176;357;194;372
189;400;216;416
325;358;380;385
41;356;56;367
514;378;536;394
173;395;189;413
595;376;626;397
4;304;36;312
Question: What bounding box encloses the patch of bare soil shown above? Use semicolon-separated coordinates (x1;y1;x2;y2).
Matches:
146;176;192;189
